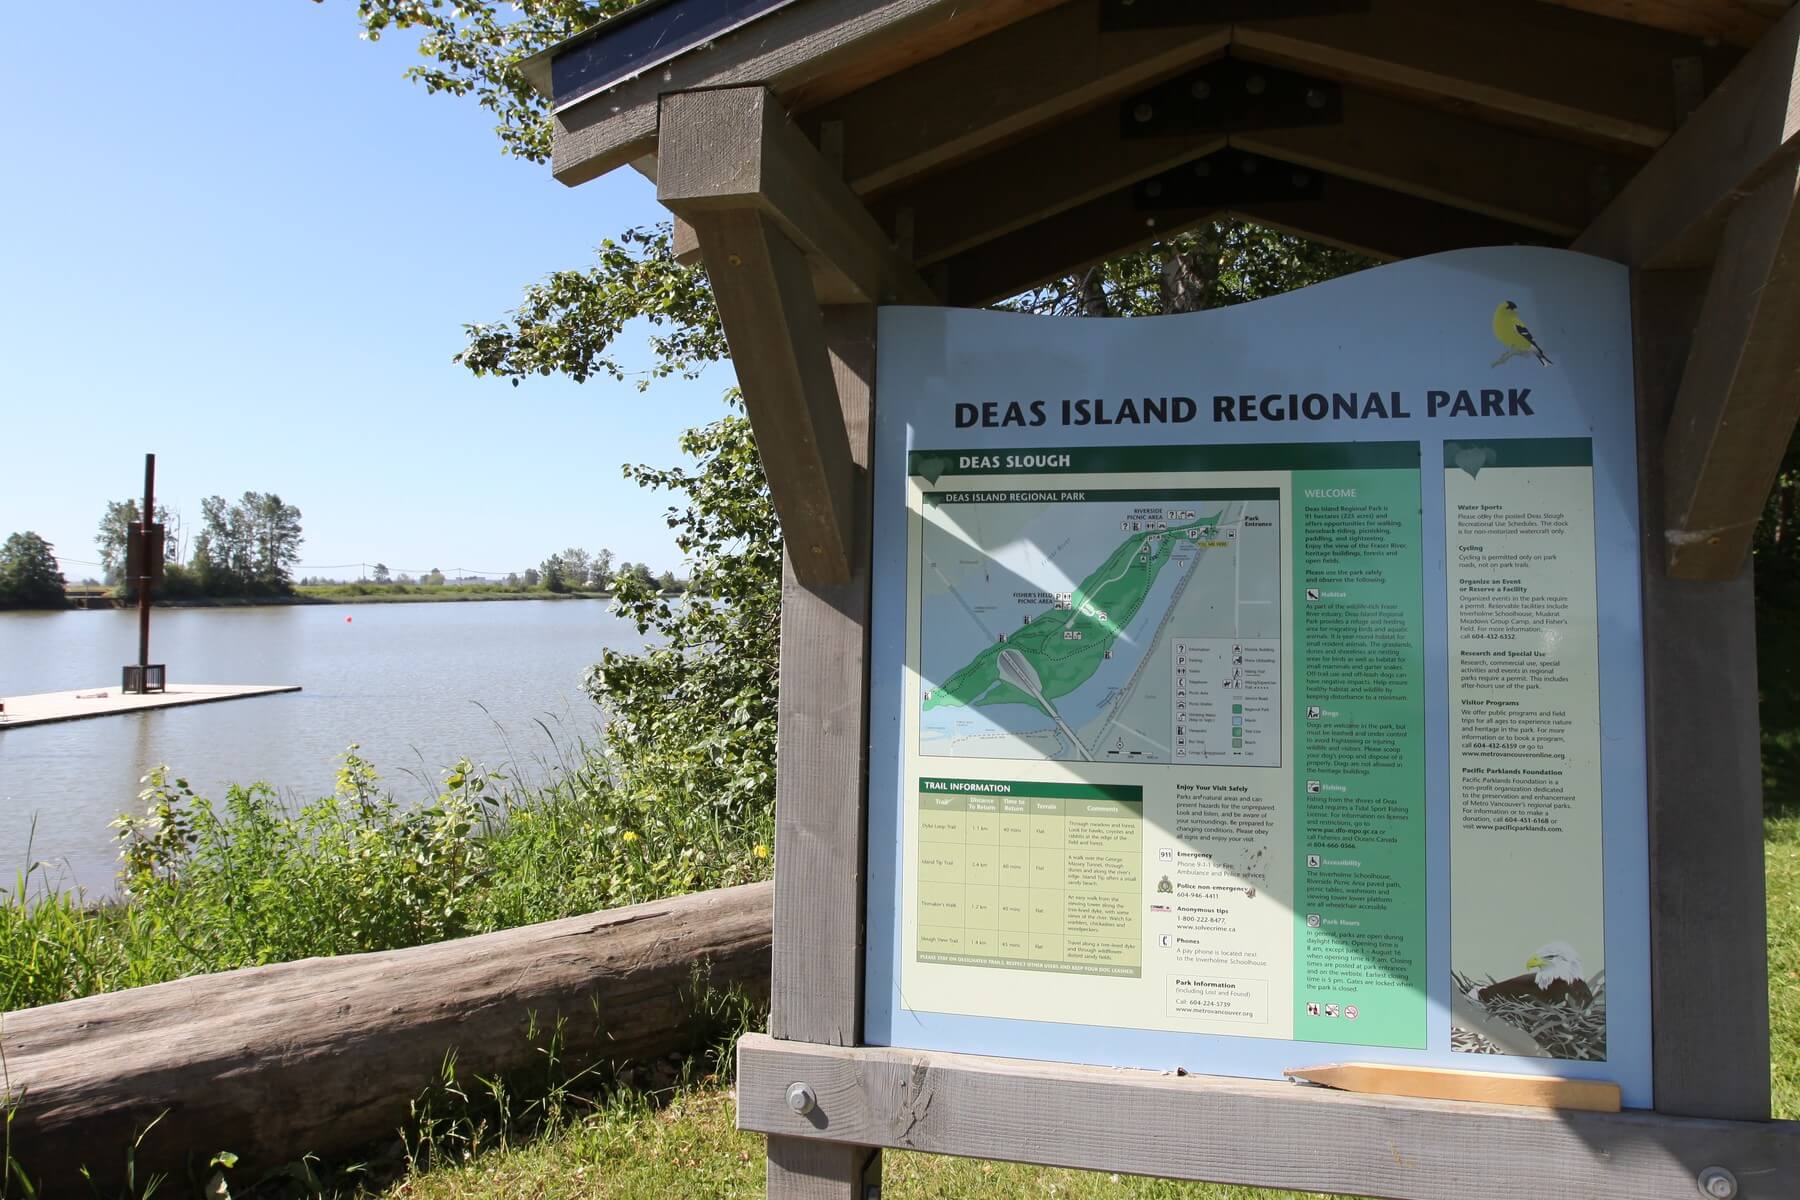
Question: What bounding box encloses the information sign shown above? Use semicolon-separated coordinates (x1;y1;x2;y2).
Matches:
866;248;1651;1104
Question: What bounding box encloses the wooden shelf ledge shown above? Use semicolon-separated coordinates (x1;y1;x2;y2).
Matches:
737;1034;1800;1200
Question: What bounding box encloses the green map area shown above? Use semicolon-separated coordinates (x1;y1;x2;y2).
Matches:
924;512;1220;720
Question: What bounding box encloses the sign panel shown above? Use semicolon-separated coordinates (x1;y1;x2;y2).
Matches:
866;248;1651;1104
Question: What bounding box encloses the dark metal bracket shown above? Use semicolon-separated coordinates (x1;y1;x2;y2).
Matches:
1100;0;1370;31
1134;149;1326;209
1120;57;1341;138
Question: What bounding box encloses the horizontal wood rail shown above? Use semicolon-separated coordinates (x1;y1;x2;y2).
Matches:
737;1034;1800;1199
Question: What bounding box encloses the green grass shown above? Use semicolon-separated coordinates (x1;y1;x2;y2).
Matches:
1770;813;1799;1121
387;1090;1325;1200
0;744;773;1012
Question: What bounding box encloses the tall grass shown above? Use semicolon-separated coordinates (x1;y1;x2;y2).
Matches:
0;743;774;1012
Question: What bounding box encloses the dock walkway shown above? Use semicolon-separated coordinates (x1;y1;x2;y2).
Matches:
0;684;302;729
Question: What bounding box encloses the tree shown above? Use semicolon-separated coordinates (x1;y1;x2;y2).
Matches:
504;572;521;588
424;567;447;587
590;405;781;823
522;567;540;588
371;562;392;584
191;492;304;595
656;569;678;592
558;548;591;590
0;532;67;609
590;547;615;587
540;555;568;593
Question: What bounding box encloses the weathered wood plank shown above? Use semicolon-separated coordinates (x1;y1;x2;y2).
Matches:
1576;0;1800;267
1662;158;1800;578
548;0;1069;187
2;884;773;1196
1230;178;1557;261
1542;0;1784;47
802;0;1230;195
1236;88;1639;237
658;88;935;306
937;167;1553;309
685;208;856;584
1234;0;1727;154
868;112;1228;266
766;306;879;1199
1283;1062;1622;1112
737;1035;1800;1199
1631;269;1773;1121
770;305;875;1045
768;1133;879;1200
939;188;1220;308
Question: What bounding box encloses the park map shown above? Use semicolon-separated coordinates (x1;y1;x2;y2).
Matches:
918;490;1281;767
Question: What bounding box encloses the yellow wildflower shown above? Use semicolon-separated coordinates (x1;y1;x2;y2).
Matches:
754;843;770;860
622;830;640;844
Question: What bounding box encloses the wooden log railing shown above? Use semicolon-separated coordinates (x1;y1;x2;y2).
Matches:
1;882;773;1194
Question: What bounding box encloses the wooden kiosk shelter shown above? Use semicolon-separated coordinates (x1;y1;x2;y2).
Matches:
526;2;1800;1196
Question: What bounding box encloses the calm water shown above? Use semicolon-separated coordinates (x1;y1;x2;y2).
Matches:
0;600;647;892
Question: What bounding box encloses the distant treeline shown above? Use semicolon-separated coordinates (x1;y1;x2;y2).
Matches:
296;548;687;594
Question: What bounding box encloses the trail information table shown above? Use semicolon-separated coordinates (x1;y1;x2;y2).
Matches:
916;779;1142;978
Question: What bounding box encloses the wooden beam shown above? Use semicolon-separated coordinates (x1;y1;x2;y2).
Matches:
1541;0;1786;46
1233;0;1730;154
1661;158;1800;577
940;187;1220;308
867;107;1228;266
549;0;1070;187
1229;182;1556;262
1631;270;1773;1120
737;1036;1800;1198
765;307;880;1200
658;88;935;306
685;208;856;584
863;83;1624;274
801;0;1230;195
1575;0;1800;266
770;306;876;1047
674;215;702;266
1236;88;1640;237
938;168;1554;308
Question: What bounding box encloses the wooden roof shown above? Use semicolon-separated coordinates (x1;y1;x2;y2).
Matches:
528;0;1793;302
526;0;1800;585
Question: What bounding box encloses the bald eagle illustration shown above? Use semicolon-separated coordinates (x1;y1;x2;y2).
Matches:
1469;942;1593;1008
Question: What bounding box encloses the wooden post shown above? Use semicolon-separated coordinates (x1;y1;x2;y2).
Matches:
764;307;880;1198
1632;271;1772;1121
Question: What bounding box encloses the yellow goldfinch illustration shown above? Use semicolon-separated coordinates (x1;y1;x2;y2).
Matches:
1493;300;1552;367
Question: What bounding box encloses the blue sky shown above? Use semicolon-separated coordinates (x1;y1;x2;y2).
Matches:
0;2;736;580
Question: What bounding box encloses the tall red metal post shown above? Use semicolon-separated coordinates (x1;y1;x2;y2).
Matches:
138;453;154;673
122;453;165;693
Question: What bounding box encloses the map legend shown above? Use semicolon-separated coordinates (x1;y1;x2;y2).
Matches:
1171;637;1280;765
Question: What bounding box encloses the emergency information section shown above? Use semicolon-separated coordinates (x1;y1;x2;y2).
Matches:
867;248;1651;1103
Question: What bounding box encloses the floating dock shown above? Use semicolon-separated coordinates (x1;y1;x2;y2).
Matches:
0;684;302;730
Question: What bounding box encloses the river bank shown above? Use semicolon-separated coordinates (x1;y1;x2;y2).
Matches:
57;588;622;610
0;600;652;887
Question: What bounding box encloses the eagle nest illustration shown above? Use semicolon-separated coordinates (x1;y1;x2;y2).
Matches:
1452;943;1607;1061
